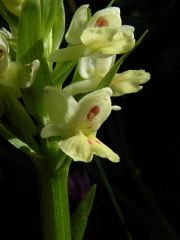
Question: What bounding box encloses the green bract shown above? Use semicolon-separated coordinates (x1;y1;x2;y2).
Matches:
41;86;120;162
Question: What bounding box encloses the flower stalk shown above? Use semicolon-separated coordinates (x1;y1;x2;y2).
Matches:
38;157;72;240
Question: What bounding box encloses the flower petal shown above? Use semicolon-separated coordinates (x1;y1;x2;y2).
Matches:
49;44;92;62
20;59;40;88
72;88;113;134
58;133;120;163
2;60;40;88
40;124;63;138
90;136;120;162
63;78;100;96
65;5;90;44
43;86;77;125
110;70;150;96
87;7;121;28
79;54;115;79
81;26;135;55
59;133;93;162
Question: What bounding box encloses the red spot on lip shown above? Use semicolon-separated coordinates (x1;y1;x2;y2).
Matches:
95;17;109;27
87;105;100;122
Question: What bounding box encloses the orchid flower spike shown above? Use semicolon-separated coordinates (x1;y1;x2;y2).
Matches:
110;70;151;96
41;86;120;163
50;6;135;62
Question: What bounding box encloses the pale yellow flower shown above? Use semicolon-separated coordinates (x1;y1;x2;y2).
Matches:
41;87;120;162
0;34;40;96
110;70;151;96
50;6;135;62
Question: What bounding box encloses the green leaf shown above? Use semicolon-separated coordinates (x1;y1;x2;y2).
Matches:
40;0;58;39
40;0;65;58
51;60;77;87
0;121;42;159
95;159;133;240
52;0;65;52
17;0;51;119
71;185;96;240
17;0;43;63
2;94;40;154
0;1;18;29
97;29;149;90
107;0;116;7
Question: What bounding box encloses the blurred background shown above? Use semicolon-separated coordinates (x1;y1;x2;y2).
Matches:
0;0;180;239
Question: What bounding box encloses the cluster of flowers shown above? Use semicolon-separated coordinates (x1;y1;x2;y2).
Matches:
0;3;150;163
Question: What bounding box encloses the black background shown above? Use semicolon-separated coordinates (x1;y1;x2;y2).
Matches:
1;0;180;239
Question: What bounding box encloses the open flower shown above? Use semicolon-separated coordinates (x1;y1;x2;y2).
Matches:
41;86;120;162
67;6;135;54
110;70;151;96
50;6;135;62
0;34;40;97
63;54;115;95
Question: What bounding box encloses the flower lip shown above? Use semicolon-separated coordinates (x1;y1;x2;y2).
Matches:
87;105;100;122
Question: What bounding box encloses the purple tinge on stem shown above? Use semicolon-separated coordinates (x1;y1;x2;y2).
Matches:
68;170;91;204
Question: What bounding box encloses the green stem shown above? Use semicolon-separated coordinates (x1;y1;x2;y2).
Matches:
38;158;71;240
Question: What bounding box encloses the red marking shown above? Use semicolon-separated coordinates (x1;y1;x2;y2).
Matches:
95;17;109;27
88;139;93;144
87;105;100;122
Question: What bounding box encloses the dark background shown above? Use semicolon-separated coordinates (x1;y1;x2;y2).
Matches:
1;0;180;239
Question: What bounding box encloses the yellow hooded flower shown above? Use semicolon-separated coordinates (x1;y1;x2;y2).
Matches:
41;86;120;162
50;6;135;62
110;70;151;96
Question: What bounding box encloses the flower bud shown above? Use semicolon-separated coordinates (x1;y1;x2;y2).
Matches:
110;70;151;96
